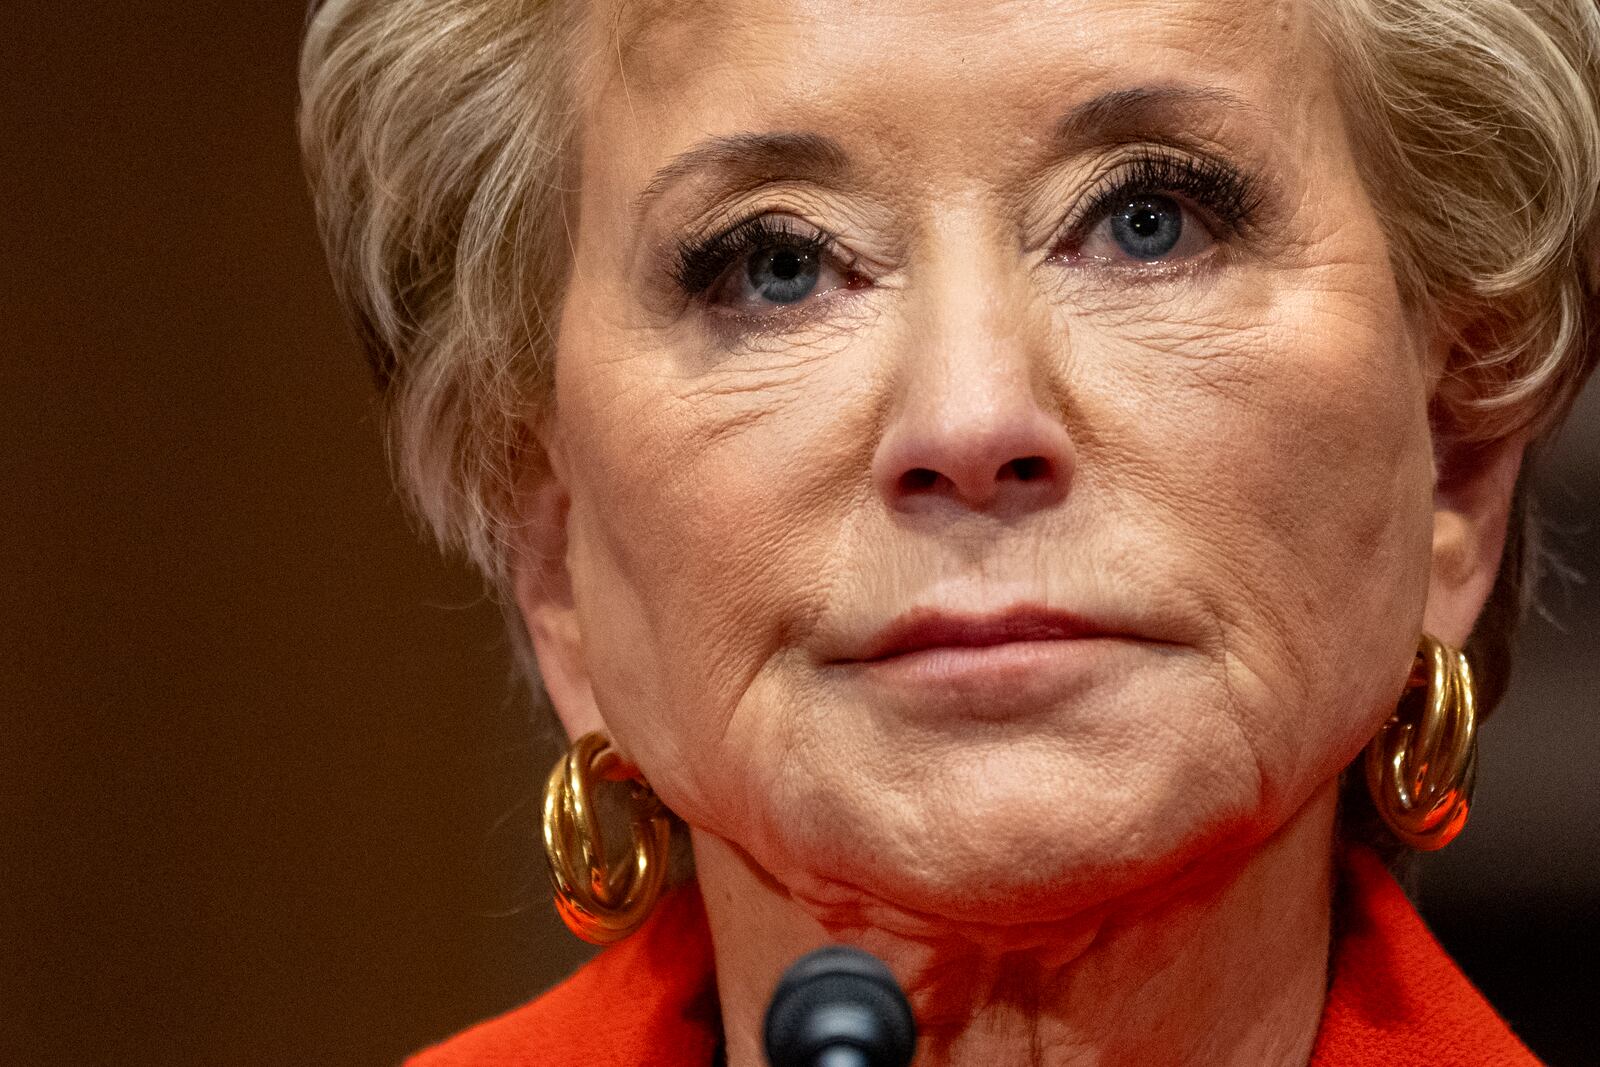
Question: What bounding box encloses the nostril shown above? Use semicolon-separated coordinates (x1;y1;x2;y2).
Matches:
875;411;1074;511
899;468;942;493
999;456;1052;482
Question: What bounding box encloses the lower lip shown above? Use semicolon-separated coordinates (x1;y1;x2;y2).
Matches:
839;637;1130;709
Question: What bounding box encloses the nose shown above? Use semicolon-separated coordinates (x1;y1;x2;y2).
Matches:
871;292;1073;517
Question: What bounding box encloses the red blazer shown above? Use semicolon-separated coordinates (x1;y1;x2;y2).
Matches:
407;847;1541;1065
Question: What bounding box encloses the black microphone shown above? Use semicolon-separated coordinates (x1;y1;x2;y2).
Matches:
762;945;917;1067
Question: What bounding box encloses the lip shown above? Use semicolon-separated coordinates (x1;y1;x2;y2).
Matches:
843;604;1115;663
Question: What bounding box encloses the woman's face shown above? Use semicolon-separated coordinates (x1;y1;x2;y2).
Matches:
519;0;1503;925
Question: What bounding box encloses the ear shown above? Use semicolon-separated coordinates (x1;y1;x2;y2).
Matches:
510;424;607;743
1423;430;1527;648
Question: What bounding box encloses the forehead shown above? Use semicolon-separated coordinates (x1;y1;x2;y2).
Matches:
584;0;1320;156
607;0;1304;69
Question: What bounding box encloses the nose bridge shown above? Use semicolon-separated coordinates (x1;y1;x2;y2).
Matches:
931;257;1052;407
873;225;1073;514
904;211;1059;410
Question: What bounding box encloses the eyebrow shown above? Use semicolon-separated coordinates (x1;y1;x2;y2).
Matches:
630;85;1254;221
630;131;851;223
1051;85;1255;144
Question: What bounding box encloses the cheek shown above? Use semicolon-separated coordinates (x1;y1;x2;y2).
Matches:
554;325;880;804
1068;273;1436;799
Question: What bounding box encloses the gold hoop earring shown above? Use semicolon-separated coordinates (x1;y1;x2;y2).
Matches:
1364;633;1480;851
542;731;671;944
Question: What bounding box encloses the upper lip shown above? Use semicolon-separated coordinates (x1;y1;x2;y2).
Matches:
845;604;1111;662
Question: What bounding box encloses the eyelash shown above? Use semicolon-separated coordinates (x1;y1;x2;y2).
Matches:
667;150;1264;300
1061;150;1263;251
671;215;844;298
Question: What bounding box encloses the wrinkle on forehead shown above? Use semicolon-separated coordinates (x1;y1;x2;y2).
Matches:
589;0;1321;124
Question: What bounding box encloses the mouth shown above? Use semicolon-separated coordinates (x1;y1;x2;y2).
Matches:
842;604;1120;663
827;603;1136;708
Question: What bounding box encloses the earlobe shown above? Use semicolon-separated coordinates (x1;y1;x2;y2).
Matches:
510;435;608;743
1424;432;1528;648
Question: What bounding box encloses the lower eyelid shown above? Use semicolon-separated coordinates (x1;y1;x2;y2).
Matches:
720;251;857;313
707;267;882;332
1058;197;1223;262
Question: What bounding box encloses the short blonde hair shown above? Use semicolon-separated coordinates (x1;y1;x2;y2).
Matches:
299;0;1600;708
300;0;587;587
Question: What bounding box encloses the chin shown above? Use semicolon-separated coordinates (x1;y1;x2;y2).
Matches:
758;742;1269;938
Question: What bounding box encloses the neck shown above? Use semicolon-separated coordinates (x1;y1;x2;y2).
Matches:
693;784;1338;1067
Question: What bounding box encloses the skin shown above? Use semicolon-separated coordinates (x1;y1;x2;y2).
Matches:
512;0;1526;1062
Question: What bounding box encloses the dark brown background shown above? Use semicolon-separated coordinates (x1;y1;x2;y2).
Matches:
5;4;1596;1065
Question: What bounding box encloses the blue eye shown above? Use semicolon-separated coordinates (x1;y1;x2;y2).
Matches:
671;215;855;313
1058;152;1261;268
1067;192;1214;265
745;245;821;304
1109;196;1183;260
